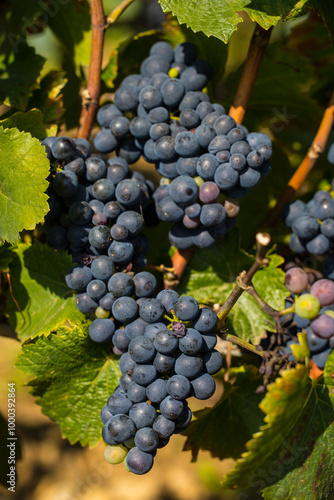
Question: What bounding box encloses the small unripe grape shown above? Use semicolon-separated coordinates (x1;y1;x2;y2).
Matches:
104;444;128;464
95;307;110;319
295;293;321;319
194;176;205;187
168;68;179;78
284;267;308;294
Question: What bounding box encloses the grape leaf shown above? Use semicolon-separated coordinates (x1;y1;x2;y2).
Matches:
0;245;14;272
310;1;334;45
6;242;83;342
177;231;288;343
0;109;48;140
0;127;49;243
15;323;120;447
158;0;308;43
28;71;67;126
0;44;45;111
222;361;334;500
183;366;265;461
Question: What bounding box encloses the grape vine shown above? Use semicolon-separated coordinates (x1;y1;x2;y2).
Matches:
1;0;334;498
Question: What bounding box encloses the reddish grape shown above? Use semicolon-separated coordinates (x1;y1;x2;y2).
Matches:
92;212;108;226
310;313;334;339
183;214;200;229
199;182;220;203
310;279;334;306
284;267;308;294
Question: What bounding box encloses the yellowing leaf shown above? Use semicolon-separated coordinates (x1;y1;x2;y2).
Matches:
0;127;49;243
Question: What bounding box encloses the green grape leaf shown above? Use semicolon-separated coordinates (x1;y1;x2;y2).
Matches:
290;331;310;362
158;0;308;43
0;109;48;140
28;70;67;126
183;366;265;461
46;0;91;66
0;127;49;243
0;43;45;110
15;323;120;447
6;242;83;342
177;231;288;343
222;361;334;500
310;1;334;45
0;0;46;111
0;245;14;272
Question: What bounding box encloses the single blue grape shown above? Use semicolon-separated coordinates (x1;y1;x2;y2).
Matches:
107;392;132;415
66;265;93;291
153;352;175;374
127;381;147;404
129;336;156;363
174;131;200;157
129;402;157;428
108;240;134;263
139;299;165;323
107;414;136;443
166;375;191;400
214;115;236;135
152;414;176;438
174;353;203;379
87;279;107;300
75;293;98;314
112;296;138;323
126;447;154;475
202;349;223;374
146;379;168;404
191;373;215;400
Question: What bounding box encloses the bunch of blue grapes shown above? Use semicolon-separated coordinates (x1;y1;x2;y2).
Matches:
280;267;334;368
43;135;153;262
92;272;222;474
93;40;272;249
282;181;334;257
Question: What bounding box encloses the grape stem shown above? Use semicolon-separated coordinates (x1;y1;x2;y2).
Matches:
222;334;264;358
217;232;271;327
106;0;135;25
262;87;334;227
76;0;105;140
229;24;273;124
76;0;137;140
167;24;272;288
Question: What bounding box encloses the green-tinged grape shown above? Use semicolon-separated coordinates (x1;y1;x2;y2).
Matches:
104;444;128;464
95;306;110;319
295;294;321;319
325;310;334;319
123;457;130;472
124;437;136;449
194;176;205;188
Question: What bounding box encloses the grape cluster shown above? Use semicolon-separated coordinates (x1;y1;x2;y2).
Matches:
93;40;272;249
281;267;334;368
42;135;156;322
282;182;334;257
96;274;222;474
43;135;153;258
